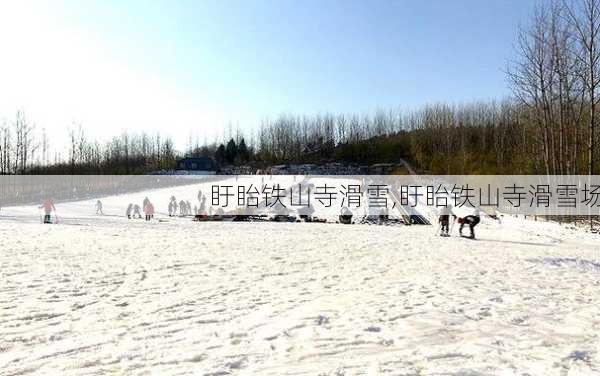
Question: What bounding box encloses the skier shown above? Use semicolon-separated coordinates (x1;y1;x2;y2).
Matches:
168;201;174;217
438;204;457;237
133;204;142;219
458;206;498;239
144;200;154;221
126;203;133;219
95;200;104;215
179;200;186;216
39;198;56;224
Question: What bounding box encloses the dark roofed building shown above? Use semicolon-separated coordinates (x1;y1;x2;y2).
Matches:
176;157;218;174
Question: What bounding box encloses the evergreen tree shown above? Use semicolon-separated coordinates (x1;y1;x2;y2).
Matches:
215;144;226;164
238;138;249;163
225;138;237;164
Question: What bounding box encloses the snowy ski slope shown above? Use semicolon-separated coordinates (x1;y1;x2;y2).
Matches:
1;184;599;375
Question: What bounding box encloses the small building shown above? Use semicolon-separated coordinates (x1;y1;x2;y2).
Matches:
176;157;218;174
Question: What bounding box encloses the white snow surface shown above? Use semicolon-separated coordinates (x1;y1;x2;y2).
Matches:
1;185;600;375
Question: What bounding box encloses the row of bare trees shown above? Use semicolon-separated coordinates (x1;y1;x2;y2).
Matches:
42;129;178;174
238;102;529;174
252;111;406;163
0;100;582;175
0;111;44;174
1;101;595;175
0;112;178;174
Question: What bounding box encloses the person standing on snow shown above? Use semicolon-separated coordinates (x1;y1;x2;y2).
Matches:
179;200;186;216
39;198;56;224
172;199;178;216
95;200;104;215
133;204;142;219
438;204;457;237
168;196;177;216
126;203;133;219
144;200;154;221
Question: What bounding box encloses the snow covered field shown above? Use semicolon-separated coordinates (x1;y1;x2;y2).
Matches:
1;193;600;375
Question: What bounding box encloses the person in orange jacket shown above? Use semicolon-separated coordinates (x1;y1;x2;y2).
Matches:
39;198;56;224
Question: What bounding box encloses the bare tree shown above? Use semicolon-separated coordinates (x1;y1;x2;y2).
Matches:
565;0;600;175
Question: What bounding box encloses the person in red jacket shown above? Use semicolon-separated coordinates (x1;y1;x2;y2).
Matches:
39;198;56;224
144;201;154;221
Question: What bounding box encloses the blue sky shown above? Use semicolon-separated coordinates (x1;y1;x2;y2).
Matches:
0;0;536;148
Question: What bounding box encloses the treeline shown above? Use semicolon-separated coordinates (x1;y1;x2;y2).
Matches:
402;101;530;174
0;114;178;174
196;102;536;174
254;112;405;164
41;128;178;174
2;100;596;175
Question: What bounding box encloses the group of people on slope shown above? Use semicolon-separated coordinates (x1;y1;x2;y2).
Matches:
125;197;154;221
39;193;498;235
125;191;207;221
37;192;202;224
168;196;194;217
